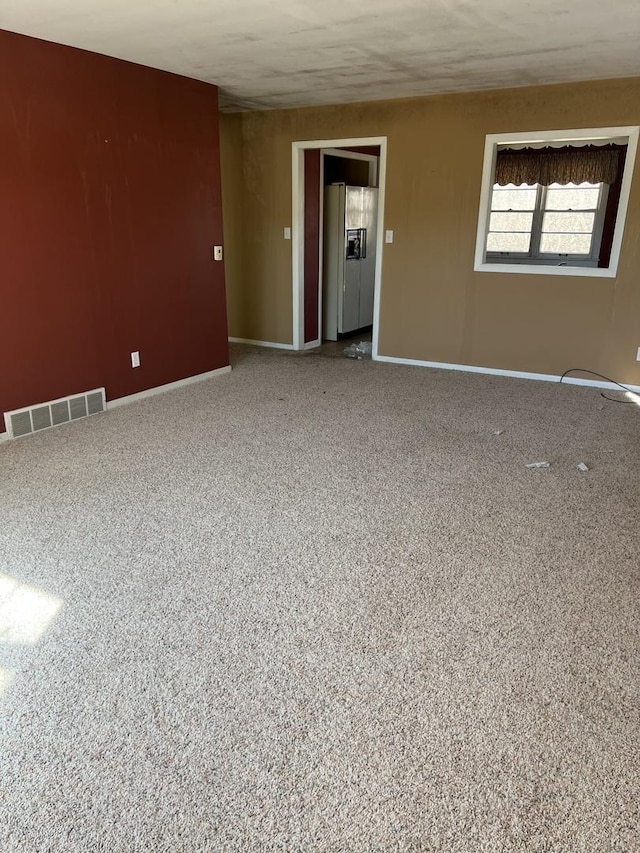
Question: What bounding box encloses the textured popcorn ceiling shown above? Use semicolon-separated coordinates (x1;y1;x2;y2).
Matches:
2;0;640;110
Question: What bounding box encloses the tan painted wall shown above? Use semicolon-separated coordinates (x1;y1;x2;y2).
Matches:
220;78;640;382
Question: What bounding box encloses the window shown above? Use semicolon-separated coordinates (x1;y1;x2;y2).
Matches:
487;181;607;266
474;127;639;278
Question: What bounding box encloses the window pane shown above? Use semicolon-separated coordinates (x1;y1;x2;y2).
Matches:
539;233;592;254
545;186;600;210
486;232;531;252
489;211;534;232
542;211;595;233
546;187;600;210
491;185;537;211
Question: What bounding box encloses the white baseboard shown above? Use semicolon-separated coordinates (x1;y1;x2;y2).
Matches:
106;365;231;410
0;431;8;442
304;339;321;350
229;337;294;350
374;353;640;393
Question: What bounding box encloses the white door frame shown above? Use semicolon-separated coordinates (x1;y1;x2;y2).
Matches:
291;136;388;354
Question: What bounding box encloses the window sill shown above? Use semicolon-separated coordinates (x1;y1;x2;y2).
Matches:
474;261;616;278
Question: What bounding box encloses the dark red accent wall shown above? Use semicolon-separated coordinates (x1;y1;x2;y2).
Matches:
0;29;228;421
303;149;321;344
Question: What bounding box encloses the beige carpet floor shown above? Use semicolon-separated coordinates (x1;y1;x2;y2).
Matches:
1;344;639;851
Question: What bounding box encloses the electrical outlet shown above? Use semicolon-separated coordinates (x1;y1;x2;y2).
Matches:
636;346;640;362
385;230;394;243
213;245;223;261
131;351;140;368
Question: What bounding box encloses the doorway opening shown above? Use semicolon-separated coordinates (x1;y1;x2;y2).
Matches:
291;137;388;355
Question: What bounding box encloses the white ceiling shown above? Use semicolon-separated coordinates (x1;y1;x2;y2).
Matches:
2;0;640;111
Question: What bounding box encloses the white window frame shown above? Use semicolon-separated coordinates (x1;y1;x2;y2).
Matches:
487;181;609;267
474;126;639;278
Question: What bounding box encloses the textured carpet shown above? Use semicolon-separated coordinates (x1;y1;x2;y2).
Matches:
1;345;639;852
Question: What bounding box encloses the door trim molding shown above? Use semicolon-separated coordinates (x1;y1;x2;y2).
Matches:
291;136;388;354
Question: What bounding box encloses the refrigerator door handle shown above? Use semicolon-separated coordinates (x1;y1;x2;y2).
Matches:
360;228;367;259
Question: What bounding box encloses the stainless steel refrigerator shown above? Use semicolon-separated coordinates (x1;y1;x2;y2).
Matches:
322;184;378;342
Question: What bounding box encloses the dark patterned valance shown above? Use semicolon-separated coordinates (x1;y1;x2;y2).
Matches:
495;145;622;186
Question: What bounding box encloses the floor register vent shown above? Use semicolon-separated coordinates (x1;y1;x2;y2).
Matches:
4;388;106;439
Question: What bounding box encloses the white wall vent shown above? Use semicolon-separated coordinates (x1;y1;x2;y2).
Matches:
4;388;106;440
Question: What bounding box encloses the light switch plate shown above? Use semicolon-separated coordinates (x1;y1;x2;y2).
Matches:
131;351;140;368
385;230;394;243
284;227;291;240
213;245;223;261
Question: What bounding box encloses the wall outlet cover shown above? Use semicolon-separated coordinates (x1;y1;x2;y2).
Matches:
131;351;140;368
